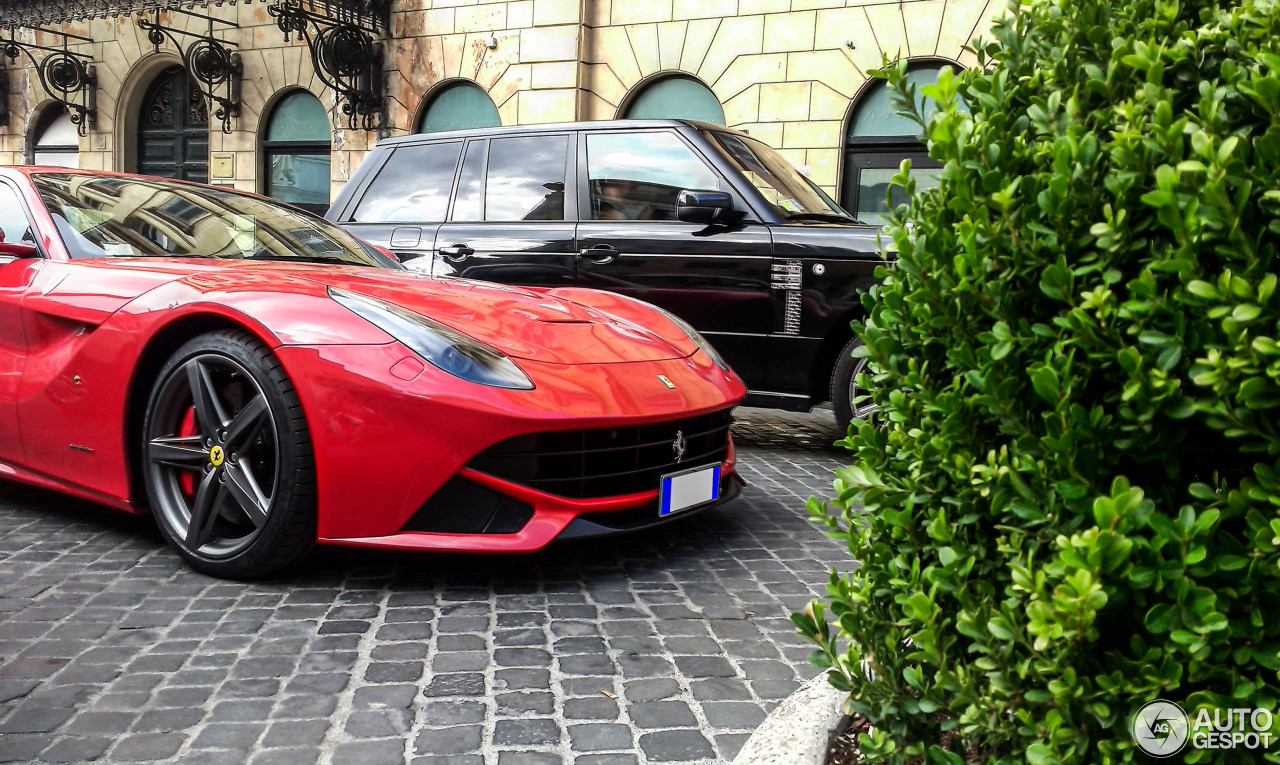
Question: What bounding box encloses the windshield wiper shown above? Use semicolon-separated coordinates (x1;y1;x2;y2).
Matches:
785;212;862;224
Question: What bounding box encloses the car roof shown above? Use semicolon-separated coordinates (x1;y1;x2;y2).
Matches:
376;119;737;147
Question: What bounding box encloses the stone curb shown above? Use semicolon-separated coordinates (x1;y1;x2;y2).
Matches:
731;672;847;765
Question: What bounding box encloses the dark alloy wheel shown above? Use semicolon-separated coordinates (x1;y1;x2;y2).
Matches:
142;330;316;578
831;337;878;428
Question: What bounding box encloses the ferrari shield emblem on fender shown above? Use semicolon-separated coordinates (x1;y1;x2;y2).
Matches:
657;375;676;389
672;430;687;463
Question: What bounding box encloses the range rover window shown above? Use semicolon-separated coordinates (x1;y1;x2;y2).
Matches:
585;132;720;221
704;131;854;222
351;141;463;223
483;135;568;222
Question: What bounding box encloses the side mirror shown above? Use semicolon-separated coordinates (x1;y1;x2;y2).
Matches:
676;190;733;225
0;242;38;258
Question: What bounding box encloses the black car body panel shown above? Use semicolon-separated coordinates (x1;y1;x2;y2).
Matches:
328;120;887;412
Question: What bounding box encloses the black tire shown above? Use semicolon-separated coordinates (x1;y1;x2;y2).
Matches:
141;330;316;578
831;337;877;428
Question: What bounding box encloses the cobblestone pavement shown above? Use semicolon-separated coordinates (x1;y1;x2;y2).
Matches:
0;408;852;764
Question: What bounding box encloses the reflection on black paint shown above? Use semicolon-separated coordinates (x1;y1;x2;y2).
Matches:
353;142;463;223
484;136;568;222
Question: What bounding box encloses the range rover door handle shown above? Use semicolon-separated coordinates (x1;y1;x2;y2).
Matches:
438;243;474;261
578;244;617;265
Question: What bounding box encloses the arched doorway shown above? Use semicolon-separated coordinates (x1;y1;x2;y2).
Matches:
137;65;209;183
621;74;725;126
840;63;952;225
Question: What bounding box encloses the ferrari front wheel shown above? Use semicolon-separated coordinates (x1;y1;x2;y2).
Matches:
142;330;316;578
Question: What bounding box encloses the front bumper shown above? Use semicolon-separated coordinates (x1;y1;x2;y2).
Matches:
273;341;746;552
321;439;740;552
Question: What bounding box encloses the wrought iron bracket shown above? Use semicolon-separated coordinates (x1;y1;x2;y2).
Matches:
2;26;96;136
137;10;242;134
268;0;387;131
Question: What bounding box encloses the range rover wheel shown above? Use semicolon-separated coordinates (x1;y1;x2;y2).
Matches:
831;337;877;428
142;330;316;579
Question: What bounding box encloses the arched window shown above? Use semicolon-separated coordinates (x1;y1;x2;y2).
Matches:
263;90;331;215
622;75;725;126
841;64;951;225
417;81;500;133
30;105;80;168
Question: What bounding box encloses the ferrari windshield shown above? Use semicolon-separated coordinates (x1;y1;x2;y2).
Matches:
32;173;397;268
702;130;855;221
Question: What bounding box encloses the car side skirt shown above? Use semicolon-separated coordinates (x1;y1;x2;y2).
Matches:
0;459;139;514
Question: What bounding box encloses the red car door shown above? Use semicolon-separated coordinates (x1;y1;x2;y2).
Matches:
0;180;43;467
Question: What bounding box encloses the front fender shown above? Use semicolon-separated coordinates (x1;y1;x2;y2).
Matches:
120;278;395;346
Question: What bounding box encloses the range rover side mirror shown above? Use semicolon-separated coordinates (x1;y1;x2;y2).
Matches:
0;241;38;258
676;190;733;225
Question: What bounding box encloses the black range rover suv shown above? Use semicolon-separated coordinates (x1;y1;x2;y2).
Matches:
327;120;884;424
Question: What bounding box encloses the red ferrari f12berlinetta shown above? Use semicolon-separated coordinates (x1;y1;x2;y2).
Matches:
0;167;745;578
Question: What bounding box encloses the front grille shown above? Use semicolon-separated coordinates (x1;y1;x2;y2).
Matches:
468;409;733;499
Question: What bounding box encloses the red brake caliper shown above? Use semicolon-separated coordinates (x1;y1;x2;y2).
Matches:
179;406;198;495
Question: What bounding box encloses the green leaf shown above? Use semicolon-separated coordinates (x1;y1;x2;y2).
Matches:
1149;514;1182;542
1232;304;1262;322
1218;135;1240;161
1186;280;1221;299
1026;743;1056;765
1030;366;1062;404
1092;496;1116;527
1057;480;1089;501
905;592;937;623
1218;555;1248;571
988;616;1015;641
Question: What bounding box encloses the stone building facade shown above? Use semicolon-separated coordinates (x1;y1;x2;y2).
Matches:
0;0;1004;213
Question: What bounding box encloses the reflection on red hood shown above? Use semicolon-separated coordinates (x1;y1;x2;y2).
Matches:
114;258;697;365
316;269;695;364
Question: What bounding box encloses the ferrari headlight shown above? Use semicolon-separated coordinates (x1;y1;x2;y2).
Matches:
329;287;534;390
650;305;729;371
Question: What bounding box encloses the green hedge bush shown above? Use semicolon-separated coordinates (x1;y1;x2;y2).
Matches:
793;0;1280;761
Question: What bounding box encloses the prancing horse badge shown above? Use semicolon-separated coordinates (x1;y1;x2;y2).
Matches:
672;430;687;462
657;375;676;389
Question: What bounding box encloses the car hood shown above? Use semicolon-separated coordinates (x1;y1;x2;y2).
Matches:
80;258;695;364
301;268;693;365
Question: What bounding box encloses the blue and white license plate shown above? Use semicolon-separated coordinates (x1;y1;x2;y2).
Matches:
659;464;721;517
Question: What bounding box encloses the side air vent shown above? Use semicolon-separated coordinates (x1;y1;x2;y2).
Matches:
402;477;534;535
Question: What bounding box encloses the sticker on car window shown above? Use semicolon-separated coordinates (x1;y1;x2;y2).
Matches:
779;198;803;212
